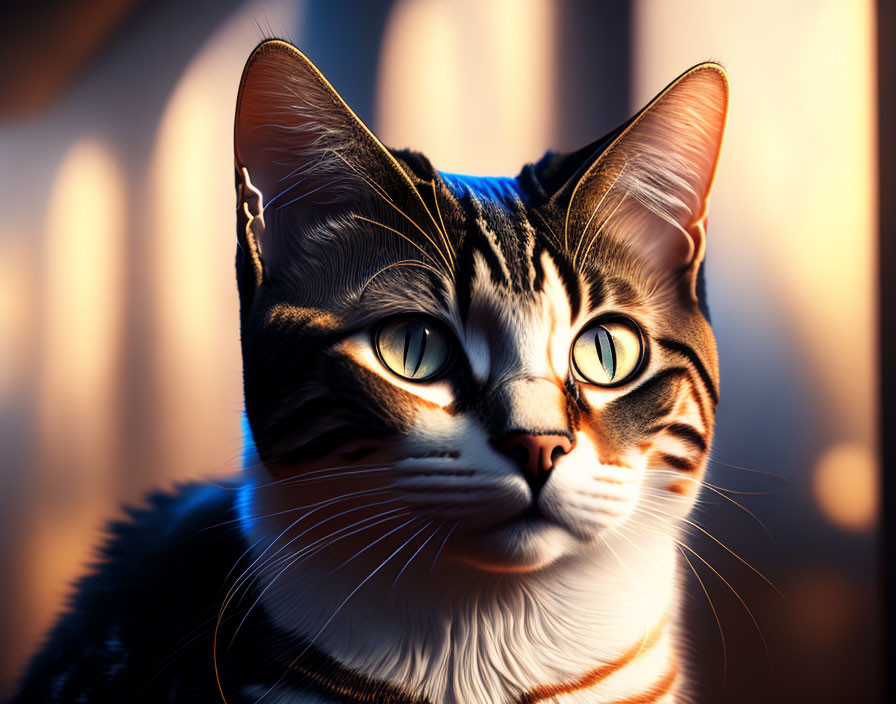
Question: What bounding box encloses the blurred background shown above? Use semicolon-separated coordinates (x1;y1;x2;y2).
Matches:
0;0;881;701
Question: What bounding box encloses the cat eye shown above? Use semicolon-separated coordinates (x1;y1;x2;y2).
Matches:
374;318;452;382
571;316;645;387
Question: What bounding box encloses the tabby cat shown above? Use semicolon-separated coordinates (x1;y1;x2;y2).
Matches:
12;40;727;704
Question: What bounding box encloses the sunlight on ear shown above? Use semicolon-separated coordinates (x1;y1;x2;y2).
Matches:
149;0;298;483
376;0;556;176
634;0;877;501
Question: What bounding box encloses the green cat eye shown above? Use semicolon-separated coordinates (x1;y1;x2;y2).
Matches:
375;318;452;382
571;317;645;387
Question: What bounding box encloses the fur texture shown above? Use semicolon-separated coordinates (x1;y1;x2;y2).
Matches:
12;40;728;704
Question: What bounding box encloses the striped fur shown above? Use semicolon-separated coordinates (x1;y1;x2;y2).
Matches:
234;41;728;704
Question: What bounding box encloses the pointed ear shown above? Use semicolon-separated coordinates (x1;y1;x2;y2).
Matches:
233;40;438;277
555;63;729;277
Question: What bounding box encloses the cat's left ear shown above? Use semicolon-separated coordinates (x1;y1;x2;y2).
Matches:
232;40;440;295
557;63;729;276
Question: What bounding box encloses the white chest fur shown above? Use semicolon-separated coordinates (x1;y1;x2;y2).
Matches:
240;482;685;704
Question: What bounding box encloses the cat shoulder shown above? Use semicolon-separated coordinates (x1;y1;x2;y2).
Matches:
10;482;242;702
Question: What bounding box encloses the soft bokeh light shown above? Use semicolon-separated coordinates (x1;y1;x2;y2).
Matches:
148;1;290;484
813;442;878;531
633;0;876;447
0;239;33;403
377;0;556;176
0;1;881;701
30;137;125;660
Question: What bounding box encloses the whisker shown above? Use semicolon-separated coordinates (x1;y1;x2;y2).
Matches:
329;149;391;202
677;545;728;681
626;513;774;674
354;215;443;269
677;540;773;672
222;531;272;589
359;260;447;301
431;521;457;570
580;190;629;265
329;151;453;273
210;487;390;529
331;517;417;573
391;521;438;591
226;508;410;651
573;163;627;266
254;521;431;703
248;499;403;578
634;503;785;601
281;507;411;568
601;535;650;649
231;508;409;609
430;179;456;268
275;183;330;211
705;457;794;487
645;468;776;545
264;176;308;208
277;466;393;487
529;209;563;249
220;492;395;618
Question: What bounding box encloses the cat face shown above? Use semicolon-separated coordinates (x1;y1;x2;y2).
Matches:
234;41;727;573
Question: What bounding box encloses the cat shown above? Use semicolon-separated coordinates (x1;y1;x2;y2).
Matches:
11;39;727;704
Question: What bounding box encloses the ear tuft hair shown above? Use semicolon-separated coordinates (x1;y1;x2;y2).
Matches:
555;63;729;276
234;40;367;211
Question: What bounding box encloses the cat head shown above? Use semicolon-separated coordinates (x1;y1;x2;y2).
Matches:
234;40;727;573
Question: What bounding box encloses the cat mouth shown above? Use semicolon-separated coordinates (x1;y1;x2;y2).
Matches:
458;502;578;573
489;503;557;531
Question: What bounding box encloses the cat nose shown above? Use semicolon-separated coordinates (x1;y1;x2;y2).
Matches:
498;433;573;493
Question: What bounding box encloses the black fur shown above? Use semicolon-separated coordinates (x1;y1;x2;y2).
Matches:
9;485;440;704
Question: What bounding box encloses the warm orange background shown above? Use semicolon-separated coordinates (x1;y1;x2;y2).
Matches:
0;1;879;701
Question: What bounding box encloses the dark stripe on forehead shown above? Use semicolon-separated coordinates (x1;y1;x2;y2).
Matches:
656;338;719;405
454;198;511;319
421;265;452;310
585;271;606;312
607;277;639;307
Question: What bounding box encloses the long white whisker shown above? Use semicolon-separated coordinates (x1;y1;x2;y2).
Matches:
222;491;392;608
602;535;650;649
390;522;438;592
331;517;417;573
226;509;410;651
431;521;458;570
254;521;430;704
307;522;430;646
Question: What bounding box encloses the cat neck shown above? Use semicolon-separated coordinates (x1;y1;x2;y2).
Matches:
238;465;683;704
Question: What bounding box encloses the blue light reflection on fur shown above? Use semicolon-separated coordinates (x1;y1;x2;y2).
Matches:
237;413;259;533
439;172;524;206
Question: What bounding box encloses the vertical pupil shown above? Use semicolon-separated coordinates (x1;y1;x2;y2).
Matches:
402;323;427;377
593;326;617;380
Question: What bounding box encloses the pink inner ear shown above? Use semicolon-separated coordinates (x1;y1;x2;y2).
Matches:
234;41;368;215
610;203;697;276
235;65;330;209
566;64;728;276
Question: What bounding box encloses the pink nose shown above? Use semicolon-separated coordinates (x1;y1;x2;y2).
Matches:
498;433;573;491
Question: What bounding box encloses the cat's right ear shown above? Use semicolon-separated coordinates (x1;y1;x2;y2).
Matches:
548;63;729;283
233;40;436;293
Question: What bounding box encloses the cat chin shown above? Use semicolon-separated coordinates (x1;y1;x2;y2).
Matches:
452;518;580;574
